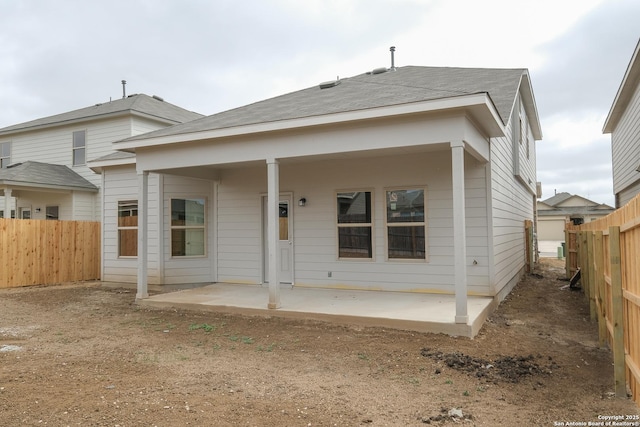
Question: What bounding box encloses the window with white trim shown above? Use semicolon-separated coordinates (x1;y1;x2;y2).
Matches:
171;198;206;256
0;142;10;168
118;200;138;257
386;188;426;260
72;130;86;166
337;191;372;259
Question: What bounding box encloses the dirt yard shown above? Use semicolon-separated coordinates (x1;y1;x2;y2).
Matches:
1;258;638;426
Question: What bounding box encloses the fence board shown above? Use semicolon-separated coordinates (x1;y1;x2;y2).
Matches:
566;193;640;405
0;219;100;288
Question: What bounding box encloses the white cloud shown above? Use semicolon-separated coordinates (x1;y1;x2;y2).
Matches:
0;0;638;209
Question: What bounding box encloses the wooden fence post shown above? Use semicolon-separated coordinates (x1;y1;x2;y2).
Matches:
565;225;571;279
579;231;590;302
586;231;597;321
594;231;607;347
609;226;627;398
524;220;533;273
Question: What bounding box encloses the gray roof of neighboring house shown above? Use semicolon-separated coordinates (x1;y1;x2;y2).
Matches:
0;94;204;135
537;205;615;217
0;161;98;191
541;192;574;207
120;66;532;143
538;192;615;217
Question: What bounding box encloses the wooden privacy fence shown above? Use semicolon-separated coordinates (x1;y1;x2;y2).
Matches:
0;219;100;289
566;193;640;405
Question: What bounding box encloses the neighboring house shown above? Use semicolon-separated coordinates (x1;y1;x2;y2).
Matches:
604;38;640;208
0;94;203;220
90;65;542;325
537;192;614;241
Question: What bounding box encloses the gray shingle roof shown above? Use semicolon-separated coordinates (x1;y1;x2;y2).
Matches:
0;94;204;135
120;66;527;142
90;151;136;163
0;161;98;191
541;192;573;207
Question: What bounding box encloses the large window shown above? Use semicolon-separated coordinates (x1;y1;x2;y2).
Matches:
72;130;86;166
171;198;206;256
386;189;426;260
118;200;138;257
337;191;372;259
0;142;10;168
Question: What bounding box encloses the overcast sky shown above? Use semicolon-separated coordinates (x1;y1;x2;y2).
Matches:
1;0;639;206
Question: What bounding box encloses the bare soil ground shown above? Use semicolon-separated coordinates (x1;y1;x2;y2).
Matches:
1;258;638;426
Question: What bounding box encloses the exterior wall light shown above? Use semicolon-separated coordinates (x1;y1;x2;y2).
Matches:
298;198;306;207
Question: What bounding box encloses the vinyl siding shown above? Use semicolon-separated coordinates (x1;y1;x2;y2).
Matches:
0;116;178;221
71;191;97;220
619;179;640;207
102;166;161;284
611;80;640;200
216;151;491;295
12;193;72;220
162;175;215;284
132;117;173;136
490;108;536;296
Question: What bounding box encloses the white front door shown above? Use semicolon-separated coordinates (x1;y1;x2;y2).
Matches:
263;194;293;284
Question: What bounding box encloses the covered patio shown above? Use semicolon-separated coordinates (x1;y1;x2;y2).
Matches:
137;283;495;338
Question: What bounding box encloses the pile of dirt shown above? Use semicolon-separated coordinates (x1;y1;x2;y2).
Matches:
421;349;559;383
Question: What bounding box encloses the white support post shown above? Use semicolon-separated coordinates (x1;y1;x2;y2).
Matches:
451;141;468;324
136;170;149;300
3;188;11;218
266;159;281;309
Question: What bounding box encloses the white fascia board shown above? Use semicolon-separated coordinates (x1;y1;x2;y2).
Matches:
0;180;98;193
115;93;500;151
0;111;133;137
87;156;136;173
519;72;543;140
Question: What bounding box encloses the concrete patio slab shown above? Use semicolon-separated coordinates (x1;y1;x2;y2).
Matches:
138;284;495;338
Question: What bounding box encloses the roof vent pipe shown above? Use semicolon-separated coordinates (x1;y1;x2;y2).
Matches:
121;80;127;99
390;46;396;71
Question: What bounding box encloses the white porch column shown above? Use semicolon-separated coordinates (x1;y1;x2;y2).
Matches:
136;170;149;300
3;188;11;218
266;158;281;309
451;141;468;324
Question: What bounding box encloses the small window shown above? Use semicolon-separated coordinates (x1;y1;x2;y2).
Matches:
118;200;138;257
171;198;206;256
72;130;86;166
46;206;59;220
386;189;426;260
337;191;372;259
0;141;10;168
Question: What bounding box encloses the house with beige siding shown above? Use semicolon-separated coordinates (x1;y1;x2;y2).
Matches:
536;192;614;256
0;94;203;220
604;38;640;208
91;65;542;327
